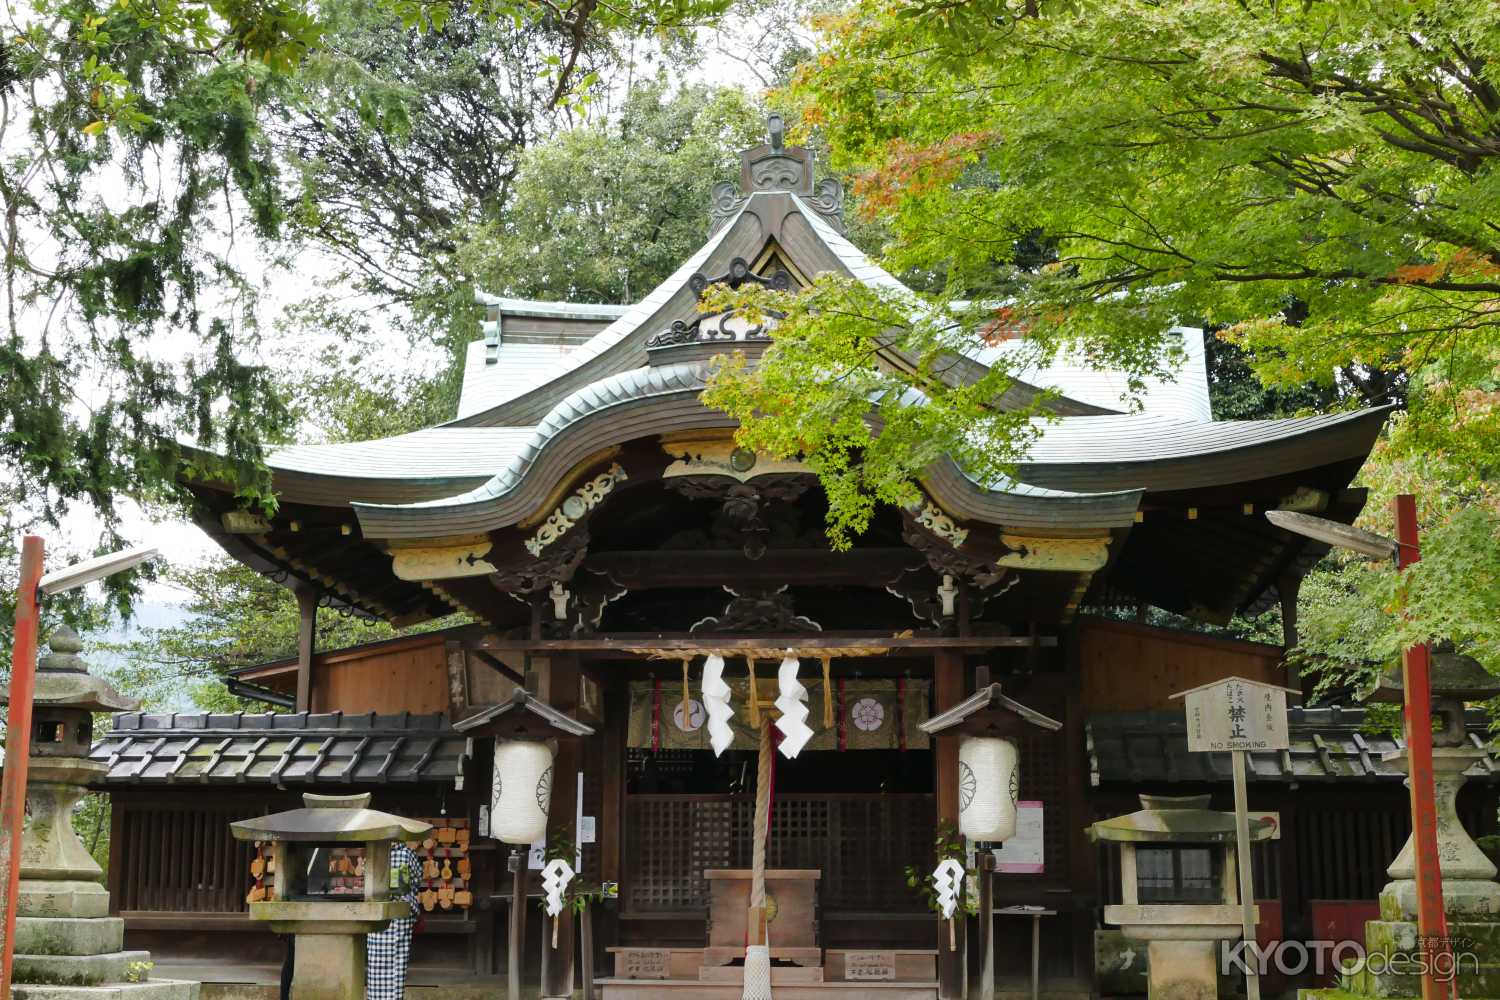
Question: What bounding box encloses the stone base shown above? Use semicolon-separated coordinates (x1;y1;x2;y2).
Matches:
1347;919;1500;998
1146;939;1220;1000
289;933;365;1000
16;917;125;957
1379;879;1500;921
14;950;155;987
14;980;200;1000
19;880;112;919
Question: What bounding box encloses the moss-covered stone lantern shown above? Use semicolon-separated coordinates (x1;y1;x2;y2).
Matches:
1089;794;1273;1000
230;793;433;1000
2;626;198;997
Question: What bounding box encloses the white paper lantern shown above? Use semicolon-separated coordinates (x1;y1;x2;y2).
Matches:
491;739;555;845
958;736;1019;842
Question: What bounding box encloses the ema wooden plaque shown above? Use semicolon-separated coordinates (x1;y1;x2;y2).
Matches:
619;949;671;980
845;950;896;981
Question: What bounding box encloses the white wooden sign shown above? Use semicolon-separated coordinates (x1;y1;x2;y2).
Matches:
845;951;897;981
618;949;671;979
1175;677;1292;753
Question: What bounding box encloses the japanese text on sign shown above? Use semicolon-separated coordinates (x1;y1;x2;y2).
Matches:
1183;678;1290;753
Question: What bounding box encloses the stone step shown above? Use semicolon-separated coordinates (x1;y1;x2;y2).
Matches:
598;979;939;999
698;964;825;983
15;917;125;957
14;979;200;1000
14;950;154;987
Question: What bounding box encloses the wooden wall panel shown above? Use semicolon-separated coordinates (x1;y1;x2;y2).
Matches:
311;642;450;714
1078;617;1285;711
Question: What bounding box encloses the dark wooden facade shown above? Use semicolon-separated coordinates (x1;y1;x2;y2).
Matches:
99;121;1433;998
96;615;1500;993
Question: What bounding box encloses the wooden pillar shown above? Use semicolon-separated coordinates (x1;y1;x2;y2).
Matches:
293;584;319;712
598;678;627;965
1278;573;1304;704
934;648;967;1000
472;738;497;976
541;653;580;998
1062;622;1095;981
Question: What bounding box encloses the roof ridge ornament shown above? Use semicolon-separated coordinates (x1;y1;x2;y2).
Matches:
709;115;846;234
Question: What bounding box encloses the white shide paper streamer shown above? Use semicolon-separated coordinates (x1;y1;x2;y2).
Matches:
932;858;965;920
541;857;575;917
774;655;813;758
701;654;735;756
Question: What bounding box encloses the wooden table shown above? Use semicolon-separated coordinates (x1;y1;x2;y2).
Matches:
994;906;1057;1000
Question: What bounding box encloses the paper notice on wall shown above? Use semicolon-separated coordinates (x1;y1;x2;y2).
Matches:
994;801;1044;873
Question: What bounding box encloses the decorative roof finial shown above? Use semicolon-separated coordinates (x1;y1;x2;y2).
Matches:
708;113;846;236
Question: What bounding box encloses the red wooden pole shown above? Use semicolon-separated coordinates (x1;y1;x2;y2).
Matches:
0;535;44;999
1393;495;1455;1000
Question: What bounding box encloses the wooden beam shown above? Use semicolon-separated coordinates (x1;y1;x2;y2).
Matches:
391;539;497;581
581;548;922;588
458;634;1058;654
473;648;527;687
997;534;1109;572
293;584;319;713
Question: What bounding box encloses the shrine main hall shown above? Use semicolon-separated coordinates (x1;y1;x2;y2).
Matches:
88;122;1490;1000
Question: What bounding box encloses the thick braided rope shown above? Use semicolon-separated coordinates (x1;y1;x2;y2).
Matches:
750;718;772;912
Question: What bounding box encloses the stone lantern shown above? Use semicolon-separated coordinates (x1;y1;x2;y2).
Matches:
230;793;432;1000
1351;648;1500;997
1090;794;1273;1000
3;626;197;997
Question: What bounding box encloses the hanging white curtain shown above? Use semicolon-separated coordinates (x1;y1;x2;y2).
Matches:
958;736;1019;842
491;739;554;844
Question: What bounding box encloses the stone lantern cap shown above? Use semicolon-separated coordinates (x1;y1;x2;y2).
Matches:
1088;794;1275;845
1362;647;1500;704
0;626;138;714
231;792;434;844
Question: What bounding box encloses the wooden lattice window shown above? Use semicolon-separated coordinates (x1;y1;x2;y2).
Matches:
624;793;933;916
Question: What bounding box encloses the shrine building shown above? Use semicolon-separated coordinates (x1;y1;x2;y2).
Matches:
87;122;1500;999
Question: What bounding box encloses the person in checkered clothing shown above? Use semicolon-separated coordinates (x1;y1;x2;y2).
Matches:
367;840;422;1000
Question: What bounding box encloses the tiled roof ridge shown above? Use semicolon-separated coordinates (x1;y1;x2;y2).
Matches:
104;710;455;734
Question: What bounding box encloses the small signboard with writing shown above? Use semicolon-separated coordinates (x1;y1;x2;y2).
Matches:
1173;677;1294;753
618;949;671;979
845;950;897;981
994;801;1045;874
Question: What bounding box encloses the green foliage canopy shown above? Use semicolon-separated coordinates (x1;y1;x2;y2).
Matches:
706;0;1500;656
